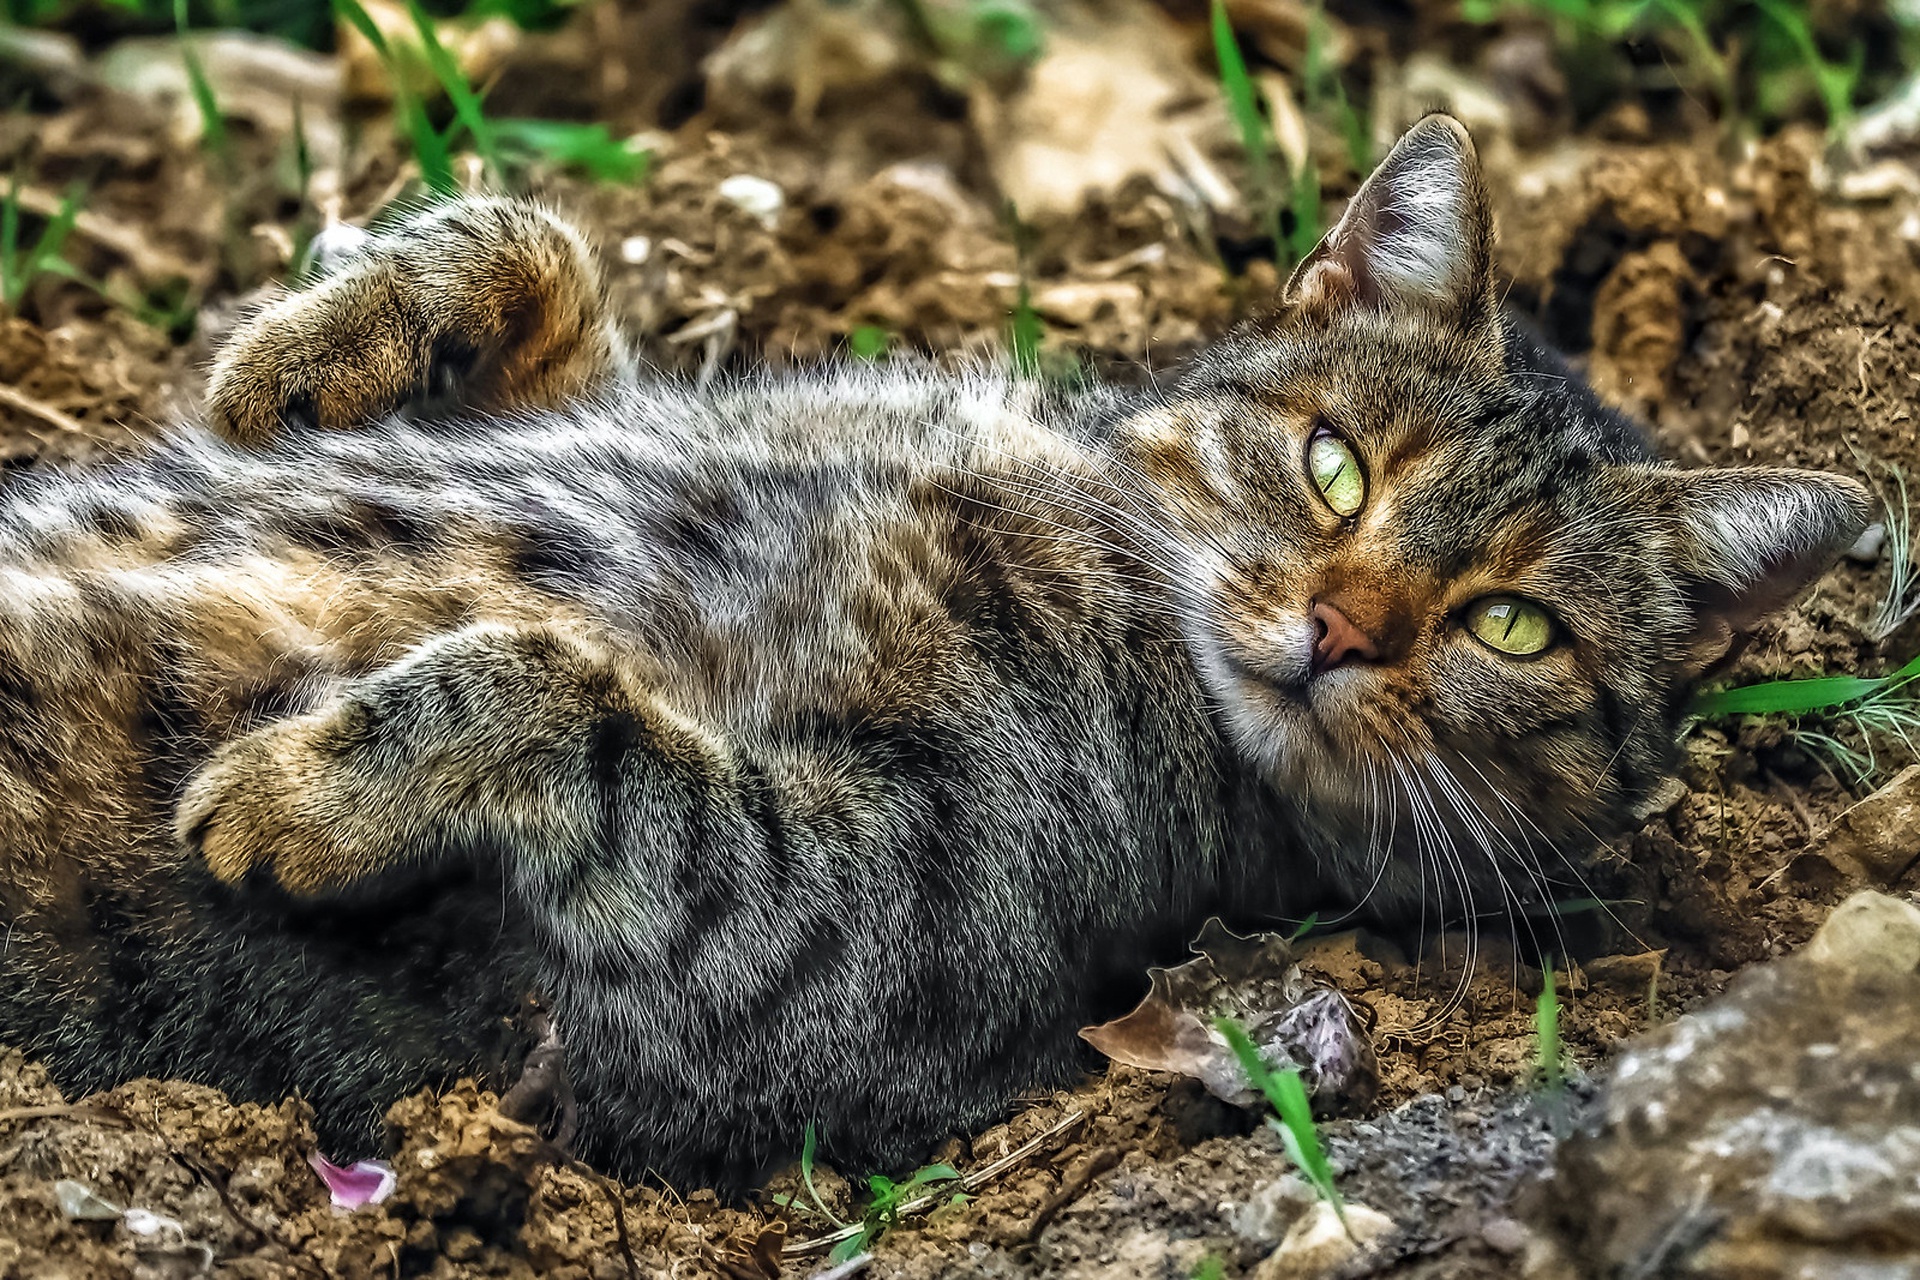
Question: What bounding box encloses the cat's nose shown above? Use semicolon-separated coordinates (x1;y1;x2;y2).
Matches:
1309;599;1380;674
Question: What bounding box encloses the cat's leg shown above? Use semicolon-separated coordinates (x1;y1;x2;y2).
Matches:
205;198;628;445
174;622;744;898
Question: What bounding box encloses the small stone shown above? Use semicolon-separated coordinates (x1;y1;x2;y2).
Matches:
1228;1175;1317;1247
1816;767;1920;888
1480;1216;1530;1255
1846;521;1888;565
1447;1085;1467;1103
1584;950;1665;994
119;1207;185;1239
1251;1201;1394;1279
1804;889;1920;974
718;174;784;226
54;1179;123;1221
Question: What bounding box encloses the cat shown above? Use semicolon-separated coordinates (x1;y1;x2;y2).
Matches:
0;115;1868;1189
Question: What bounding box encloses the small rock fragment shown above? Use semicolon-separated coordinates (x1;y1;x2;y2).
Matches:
1846;520;1888;564
1583;949;1665;994
1802;888;1920;973
54;1179;123;1221
1479;1215;1530;1255
718;175;784;227
1252;1200;1394;1279
1816;768;1920;887
1228;1175;1317;1247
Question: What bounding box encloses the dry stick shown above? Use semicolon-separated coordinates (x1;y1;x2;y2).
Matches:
783;1109;1089;1258
0;382;91;438
596;1175;642;1280
1024;1146;1123;1243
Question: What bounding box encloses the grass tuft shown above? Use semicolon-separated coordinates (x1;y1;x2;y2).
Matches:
829;1162;965;1263
0;174;83;314
174;0;230;165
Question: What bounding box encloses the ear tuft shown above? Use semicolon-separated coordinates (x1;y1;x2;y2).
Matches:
1663;466;1873;665
1284;113;1495;329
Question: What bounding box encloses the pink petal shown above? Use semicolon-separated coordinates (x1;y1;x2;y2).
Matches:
307;1152;397;1211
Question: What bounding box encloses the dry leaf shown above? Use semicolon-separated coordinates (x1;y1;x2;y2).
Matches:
1080;919;1376;1110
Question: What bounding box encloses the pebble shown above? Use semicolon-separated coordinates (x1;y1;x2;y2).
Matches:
1817;765;1920;888
54;1179;122;1221
1228;1175;1316;1247
718;174;785;226
1251;1201;1394;1279
1846;521;1888;565
1480;1216;1530;1255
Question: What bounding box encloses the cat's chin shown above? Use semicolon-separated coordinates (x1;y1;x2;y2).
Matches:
1194;647;1374;819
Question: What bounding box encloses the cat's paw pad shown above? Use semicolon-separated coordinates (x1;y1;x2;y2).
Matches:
175;713;386;894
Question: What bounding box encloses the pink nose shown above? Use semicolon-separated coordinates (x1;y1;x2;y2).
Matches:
1310;599;1379;674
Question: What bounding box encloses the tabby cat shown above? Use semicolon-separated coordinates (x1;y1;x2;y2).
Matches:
0;116;1867;1187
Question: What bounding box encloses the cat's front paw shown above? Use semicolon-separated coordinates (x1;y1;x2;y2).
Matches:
175;707;397;894
204;273;446;445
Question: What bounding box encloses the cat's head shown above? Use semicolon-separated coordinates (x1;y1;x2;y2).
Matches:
1121;114;1870;916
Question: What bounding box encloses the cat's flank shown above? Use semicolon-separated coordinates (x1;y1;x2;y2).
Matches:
0;117;1868;1186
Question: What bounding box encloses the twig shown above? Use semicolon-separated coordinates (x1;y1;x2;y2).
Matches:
1024;1146;1123;1242
0;1102;128;1127
784;1110;1087;1258
598;1176;641;1280
0;382;92;437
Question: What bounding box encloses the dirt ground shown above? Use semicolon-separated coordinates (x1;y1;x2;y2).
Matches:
0;0;1917;1276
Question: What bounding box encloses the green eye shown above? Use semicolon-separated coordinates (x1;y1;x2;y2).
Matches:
1306;430;1365;517
1465;596;1556;657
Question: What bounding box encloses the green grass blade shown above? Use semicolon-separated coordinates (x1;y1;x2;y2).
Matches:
1010;280;1042;377
407;100;457;194
1694;651;1920;718
1217;1017;1347;1224
24;183;81;279
799;1122;847;1227
1752;0;1856;130
491;119;651;183
333;0;393;57
175;0;229;162
1535;963;1565;1092
1210;0;1281;251
404;0;497;173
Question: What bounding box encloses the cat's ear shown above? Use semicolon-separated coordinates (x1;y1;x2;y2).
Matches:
1283;113;1495;332
1661;467;1873;670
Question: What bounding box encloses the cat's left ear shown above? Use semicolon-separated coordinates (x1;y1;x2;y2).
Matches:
1659;466;1873;670
1283;113;1496;333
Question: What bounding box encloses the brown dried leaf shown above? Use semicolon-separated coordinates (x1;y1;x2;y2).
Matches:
1080;920;1376;1111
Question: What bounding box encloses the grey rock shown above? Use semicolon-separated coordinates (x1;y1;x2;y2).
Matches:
1539;891;1920;1277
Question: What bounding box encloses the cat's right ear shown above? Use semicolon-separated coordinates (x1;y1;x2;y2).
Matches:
1657;466;1874;672
1282;113;1496;334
